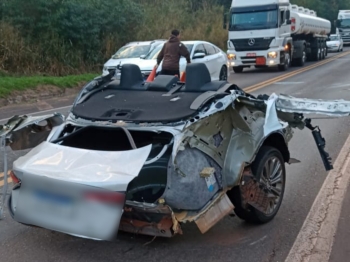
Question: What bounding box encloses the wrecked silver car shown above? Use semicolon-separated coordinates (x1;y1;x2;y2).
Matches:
0;63;343;241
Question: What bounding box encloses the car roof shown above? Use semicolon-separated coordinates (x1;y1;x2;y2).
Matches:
182;40;220;47
125;40;166;47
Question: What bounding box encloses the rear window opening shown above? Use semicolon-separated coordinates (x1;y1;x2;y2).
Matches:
54;125;173;152
53;125;173;203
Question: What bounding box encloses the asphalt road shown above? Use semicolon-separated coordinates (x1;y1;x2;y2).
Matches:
1;48;350;262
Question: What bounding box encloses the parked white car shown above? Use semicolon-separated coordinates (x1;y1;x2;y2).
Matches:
157;41;230;81
117;41;230;81
326;34;344;52
102;40;166;76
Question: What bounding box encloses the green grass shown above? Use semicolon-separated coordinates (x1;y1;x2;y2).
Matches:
0;73;99;98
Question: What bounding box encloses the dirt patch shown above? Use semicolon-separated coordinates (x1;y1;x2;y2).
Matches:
0;82;87;108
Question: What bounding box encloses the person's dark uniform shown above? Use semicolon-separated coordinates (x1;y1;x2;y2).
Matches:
156;29;191;77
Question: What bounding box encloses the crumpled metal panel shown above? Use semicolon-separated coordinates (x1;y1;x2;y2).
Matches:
0;113;65;151
276;94;350;116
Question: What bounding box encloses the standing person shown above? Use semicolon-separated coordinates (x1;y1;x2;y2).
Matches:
155;29;191;77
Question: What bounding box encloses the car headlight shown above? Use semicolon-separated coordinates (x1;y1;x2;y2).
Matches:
227;54;236;60
268;52;278;59
103;67;107;71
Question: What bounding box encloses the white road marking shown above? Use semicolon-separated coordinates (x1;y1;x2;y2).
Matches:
330;83;350;88
273;82;304;85
0;105;71;123
285;134;350;262
249;235;267;246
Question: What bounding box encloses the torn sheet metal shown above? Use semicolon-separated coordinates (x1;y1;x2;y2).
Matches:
276;94;350;116
13;141;152;191
0;113;65;151
194;193;234;234
264;93;288;136
120;201;182;237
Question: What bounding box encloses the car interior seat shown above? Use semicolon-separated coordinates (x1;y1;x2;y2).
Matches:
119;64;147;90
184;63;227;92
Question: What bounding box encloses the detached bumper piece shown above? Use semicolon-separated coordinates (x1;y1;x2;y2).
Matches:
305;119;333;171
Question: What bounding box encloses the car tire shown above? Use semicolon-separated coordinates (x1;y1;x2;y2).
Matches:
233;66;244;73
219;65;228;81
228;146;286;224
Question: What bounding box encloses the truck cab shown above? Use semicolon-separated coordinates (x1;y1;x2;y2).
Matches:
225;0;330;73
226;0;292;73
336;10;350;45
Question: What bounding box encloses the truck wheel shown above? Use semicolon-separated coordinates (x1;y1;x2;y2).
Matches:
319;48;322;60
278;53;290;71
233;66;244;73
295;49;306;67
321;48;325;59
228;146;286;224
314;47;320;61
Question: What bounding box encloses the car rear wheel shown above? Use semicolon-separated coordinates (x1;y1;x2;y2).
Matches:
219;65;228;81
228;146;286;224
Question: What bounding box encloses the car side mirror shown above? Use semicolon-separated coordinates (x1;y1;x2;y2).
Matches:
140;55;146;59
286;10;290;20
193;52;206;59
335;20;341;27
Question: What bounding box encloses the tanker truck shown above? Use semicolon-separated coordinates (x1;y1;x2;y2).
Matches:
224;0;331;73
336;10;350;45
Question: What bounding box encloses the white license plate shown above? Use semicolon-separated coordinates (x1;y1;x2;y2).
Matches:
247;53;256;57
32;190;74;218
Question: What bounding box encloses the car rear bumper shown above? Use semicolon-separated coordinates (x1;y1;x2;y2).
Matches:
9;179;124;241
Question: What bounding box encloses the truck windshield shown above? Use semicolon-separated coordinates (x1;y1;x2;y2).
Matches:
230;9;278;31
339;19;350;28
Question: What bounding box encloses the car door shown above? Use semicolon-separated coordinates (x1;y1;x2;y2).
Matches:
192;43;208;69
204;43;221;80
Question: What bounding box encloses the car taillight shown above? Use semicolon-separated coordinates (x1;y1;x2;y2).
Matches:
9;171;21;185
84;191;125;204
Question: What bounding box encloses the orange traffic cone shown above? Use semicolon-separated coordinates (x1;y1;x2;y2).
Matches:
180;71;186;82
146;67;157;82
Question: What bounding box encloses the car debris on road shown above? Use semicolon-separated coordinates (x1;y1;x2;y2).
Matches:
0;63;348;241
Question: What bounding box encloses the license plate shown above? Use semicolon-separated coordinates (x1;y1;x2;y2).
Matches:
256;57;266;65
33;189;74;218
247;53;256;57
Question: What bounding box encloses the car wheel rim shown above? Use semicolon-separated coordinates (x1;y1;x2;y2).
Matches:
259;156;284;215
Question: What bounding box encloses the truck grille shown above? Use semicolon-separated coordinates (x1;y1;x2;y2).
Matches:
341;33;350;42
231;38;274;51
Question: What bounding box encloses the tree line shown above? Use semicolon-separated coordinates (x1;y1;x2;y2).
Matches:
0;0;348;75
